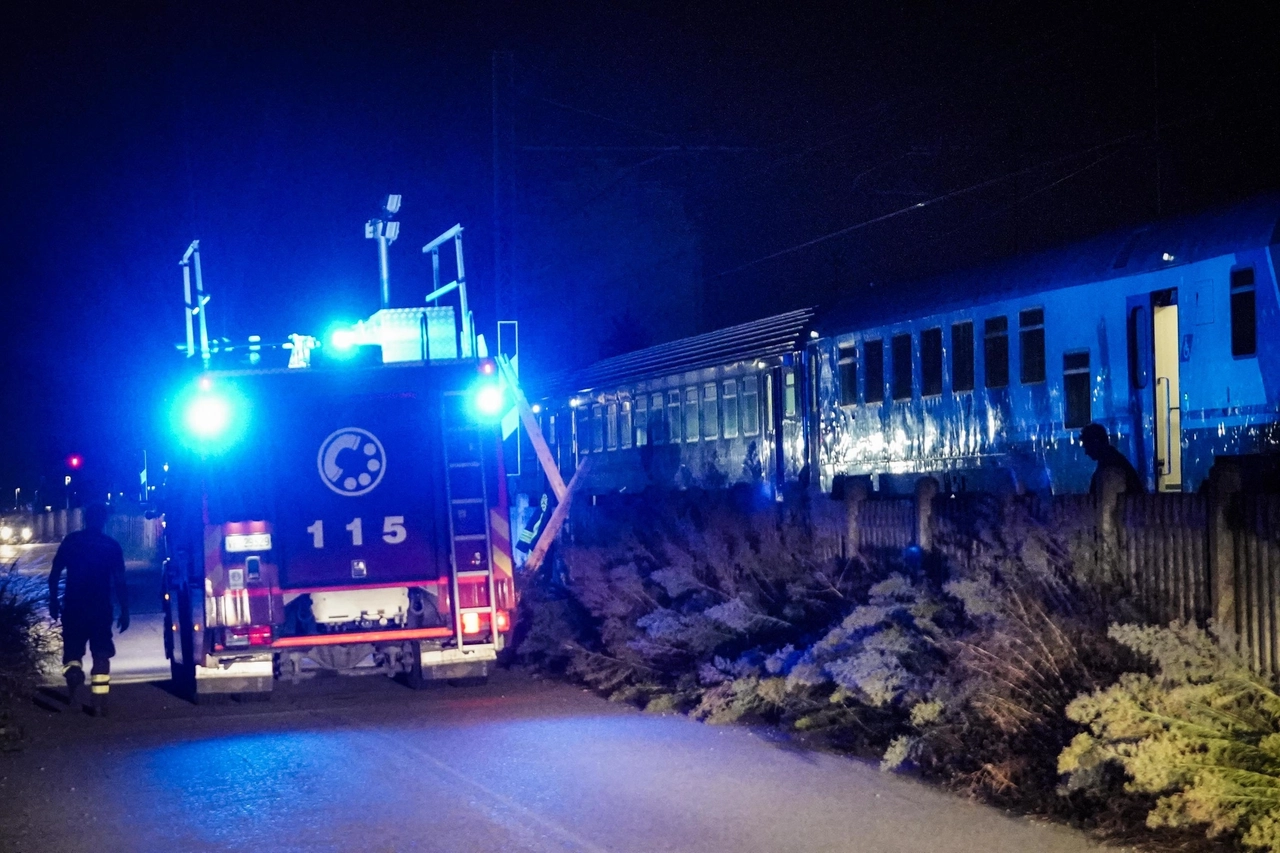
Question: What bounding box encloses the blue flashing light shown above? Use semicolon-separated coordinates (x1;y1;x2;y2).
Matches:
331;328;358;351
474;383;506;418
171;377;249;454
184;393;231;439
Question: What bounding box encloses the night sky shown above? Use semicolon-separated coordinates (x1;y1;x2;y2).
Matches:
3;2;1278;502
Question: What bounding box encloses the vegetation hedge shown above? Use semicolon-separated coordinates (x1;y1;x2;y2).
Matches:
515;487;1280;850
0;567;54;747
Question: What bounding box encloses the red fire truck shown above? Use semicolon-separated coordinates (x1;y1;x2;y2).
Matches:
161;356;516;699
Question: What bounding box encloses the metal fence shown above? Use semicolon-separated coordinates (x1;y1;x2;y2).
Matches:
855;498;916;552
1121;493;1210;627
23;510;161;562
1230;494;1280;675
841;471;1280;676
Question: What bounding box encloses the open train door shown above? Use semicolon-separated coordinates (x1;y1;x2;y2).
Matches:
1127;289;1183;492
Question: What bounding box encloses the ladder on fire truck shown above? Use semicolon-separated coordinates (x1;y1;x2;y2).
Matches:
440;392;499;649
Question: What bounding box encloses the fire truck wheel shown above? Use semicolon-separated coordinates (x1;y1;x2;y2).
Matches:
404;643;434;691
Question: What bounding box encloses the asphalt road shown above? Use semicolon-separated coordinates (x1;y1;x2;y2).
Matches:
0;671;1105;853
9;542;170;683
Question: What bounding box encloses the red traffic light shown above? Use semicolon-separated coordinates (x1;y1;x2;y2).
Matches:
67;455;83;469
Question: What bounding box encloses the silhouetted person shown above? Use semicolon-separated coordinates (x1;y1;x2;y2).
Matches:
48;504;129;716
1081;423;1144;497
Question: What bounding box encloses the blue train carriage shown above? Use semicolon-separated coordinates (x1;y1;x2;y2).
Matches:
538;309;816;496
809;196;1280;496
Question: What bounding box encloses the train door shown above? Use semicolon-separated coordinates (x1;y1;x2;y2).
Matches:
1127;289;1183;492
1152;292;1183;491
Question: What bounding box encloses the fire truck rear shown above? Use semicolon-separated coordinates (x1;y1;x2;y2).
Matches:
162;357;515;699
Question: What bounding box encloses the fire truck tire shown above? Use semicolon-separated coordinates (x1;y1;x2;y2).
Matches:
169;586;199;702
404;643;435;691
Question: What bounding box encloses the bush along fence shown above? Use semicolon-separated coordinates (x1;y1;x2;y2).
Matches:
841;459;1279;675
516;465;1280;851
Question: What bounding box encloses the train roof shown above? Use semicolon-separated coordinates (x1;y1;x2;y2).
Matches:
816;194;1280;336
542;307;816;397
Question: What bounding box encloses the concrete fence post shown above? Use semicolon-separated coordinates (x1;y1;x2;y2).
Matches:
915;476;940;551
842;476;869;558
1095;466;1126;588
1208;460;1243;639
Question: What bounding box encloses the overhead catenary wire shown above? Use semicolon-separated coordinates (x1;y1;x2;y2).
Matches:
712;131;1151;279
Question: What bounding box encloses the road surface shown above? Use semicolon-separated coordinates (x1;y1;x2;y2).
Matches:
0;671;1104;853
9;541;169;683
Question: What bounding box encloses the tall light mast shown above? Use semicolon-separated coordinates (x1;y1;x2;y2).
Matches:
366;194;402;309
180;240;211;368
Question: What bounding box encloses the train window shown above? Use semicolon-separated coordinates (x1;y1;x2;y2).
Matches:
921;328;943;396
722;380;739;438
702;383;720;438
684;387;700;442
984;316;1009;388
951;321;974;392
742;376;760;435
635;396;648;446
606;402;618;450
1019;309;1046;384
650;392;665;444
547;413;557;446
667;390;681;443
891;334;912;400
575;407;589;454
1231;267;1257;357
809;351;821;414
592;405;605;453
764;373;774;432
784;370;797;417
865;339;885;403
837;344;858;405
1127;306;1149;389
1063;351;1091;429
619;399;633;450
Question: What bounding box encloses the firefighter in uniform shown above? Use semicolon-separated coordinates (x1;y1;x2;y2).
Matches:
48;503;130;716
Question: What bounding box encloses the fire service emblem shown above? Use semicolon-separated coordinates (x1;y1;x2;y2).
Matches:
317;427;387;496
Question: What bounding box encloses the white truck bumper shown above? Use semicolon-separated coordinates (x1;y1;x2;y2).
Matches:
198;654;274;694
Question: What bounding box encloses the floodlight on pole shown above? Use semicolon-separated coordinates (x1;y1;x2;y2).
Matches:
366;195;402;310
180;240;211;368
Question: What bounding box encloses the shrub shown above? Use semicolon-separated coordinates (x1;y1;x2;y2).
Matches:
1060;622;1280;851
882;495;1131;810
514;490;861;708
0;569;55;747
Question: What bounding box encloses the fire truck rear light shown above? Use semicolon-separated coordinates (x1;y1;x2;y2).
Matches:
495;610;510;632
461;612;482;634
224;626;272;648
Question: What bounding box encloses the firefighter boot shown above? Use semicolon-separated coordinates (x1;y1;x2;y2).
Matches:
89;673;110;718
63;661;85;713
